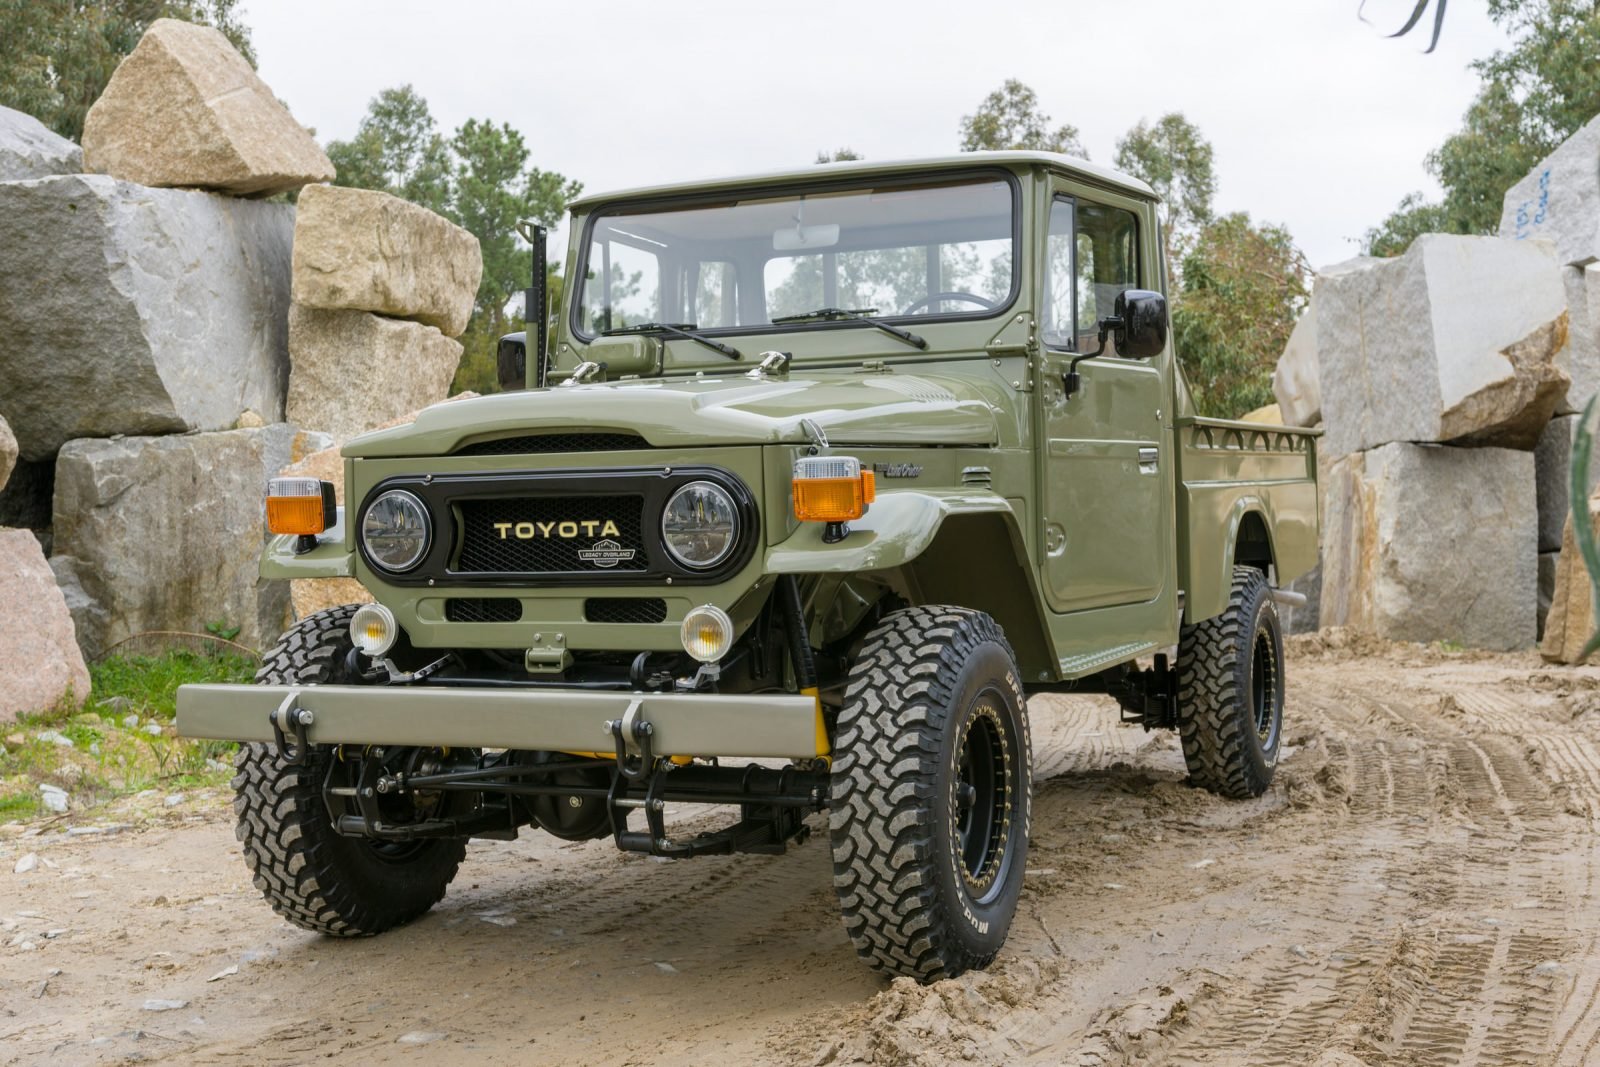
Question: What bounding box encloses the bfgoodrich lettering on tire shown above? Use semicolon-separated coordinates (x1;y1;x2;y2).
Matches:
232;605;466;936
828;606;1032;982
1177;565;1285;799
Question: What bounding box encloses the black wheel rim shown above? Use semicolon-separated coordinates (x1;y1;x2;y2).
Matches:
955;697;1014;901
1250;626;1280;748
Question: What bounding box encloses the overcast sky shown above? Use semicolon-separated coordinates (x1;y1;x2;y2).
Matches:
249;0;1510;271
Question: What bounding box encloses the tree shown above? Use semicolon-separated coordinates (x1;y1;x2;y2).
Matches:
1113;113;1216;272
0;0;254;142
325;85;452;216
1362;191;1453;256
816;148;862;163
958;79;1087;157
1172;213;1310;419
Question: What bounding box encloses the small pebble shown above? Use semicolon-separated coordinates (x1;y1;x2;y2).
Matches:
122;714;140;729
143;723;163;737
143;999;187;1012
478;914;516;927
654;961;679;974
396;1031;446;1045
207;965;238;982
38;786;68;814
1103;882;1126;890
88;743;100;756
13;853;37;874
1189;858;1216;870
1533;961;1565;977
1290;944;1311;959
35;731;73;748
43;929;66;939
164;795;184;808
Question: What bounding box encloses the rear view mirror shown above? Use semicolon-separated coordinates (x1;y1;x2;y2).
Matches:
496;333;527;392
1114;289;1168;359
773;223;840;251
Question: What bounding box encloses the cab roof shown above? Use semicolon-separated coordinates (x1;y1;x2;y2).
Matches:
565;151;1158;212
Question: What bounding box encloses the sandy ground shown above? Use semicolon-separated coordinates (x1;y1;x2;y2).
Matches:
5;631;1600;1066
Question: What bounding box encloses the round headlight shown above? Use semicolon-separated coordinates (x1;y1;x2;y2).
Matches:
680;604;734;663
661;481;739;570
361;489;431;572
349;603;399;658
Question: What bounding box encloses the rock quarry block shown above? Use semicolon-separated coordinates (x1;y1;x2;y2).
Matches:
286;306;463;440
1320;443;1537;651
1535;414;1600;553
1542;487;1600;663
0;415;15;494
81;19;333;196
0;104;82;180
0;528;90;721
1561;263;1600;415
1271;257;1381;429
0;175;294;460
1500;113;1600;267
291;185;482;337
48;426;322;660
1318;235;1569;457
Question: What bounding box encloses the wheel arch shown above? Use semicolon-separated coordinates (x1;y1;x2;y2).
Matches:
1184;494;1279;625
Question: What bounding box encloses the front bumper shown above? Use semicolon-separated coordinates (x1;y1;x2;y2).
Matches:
176;683;823;760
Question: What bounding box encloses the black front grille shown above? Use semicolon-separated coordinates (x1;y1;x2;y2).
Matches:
456;494;648;574
585;597;668;624
454;433;647;456
445;597;523;622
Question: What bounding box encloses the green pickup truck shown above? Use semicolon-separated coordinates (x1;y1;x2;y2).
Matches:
178;151;1319;982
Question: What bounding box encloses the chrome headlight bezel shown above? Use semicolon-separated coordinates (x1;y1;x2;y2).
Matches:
660;480;740;571
360;489;432;573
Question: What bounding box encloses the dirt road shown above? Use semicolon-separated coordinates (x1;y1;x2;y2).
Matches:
4;631;1600;1066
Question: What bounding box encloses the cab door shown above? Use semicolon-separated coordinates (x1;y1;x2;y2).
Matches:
1037;191;1172;615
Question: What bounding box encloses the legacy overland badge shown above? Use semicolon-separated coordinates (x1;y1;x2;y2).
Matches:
579;538;637;568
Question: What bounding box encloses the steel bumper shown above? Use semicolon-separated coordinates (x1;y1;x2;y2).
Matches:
175;683;824;760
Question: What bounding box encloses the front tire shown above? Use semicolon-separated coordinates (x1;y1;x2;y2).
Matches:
1177;565;1285;799
829;606;1032;982
232;605;466;936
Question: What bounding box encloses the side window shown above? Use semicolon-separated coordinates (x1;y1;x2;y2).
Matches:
1075;202;1139;350
1042;198;1140;350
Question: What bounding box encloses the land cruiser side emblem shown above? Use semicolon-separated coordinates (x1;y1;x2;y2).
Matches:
873;463;923;479
578;539;637;568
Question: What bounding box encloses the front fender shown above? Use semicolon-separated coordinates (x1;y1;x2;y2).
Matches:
765;489;1020;573
260;509;356;580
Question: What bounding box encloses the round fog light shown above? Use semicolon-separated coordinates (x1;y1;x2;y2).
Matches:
350;604;399;658
680;604;733;663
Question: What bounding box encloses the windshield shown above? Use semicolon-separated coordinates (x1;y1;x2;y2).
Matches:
575;175;1016;337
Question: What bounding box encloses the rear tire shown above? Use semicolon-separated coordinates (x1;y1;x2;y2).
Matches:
232;605;466;936
1177;566;1285;799
829;606;1031;982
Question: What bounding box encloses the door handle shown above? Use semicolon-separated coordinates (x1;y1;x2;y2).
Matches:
1138;447;1159;474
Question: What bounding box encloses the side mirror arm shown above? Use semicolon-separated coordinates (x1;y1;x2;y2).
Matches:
1062;315;1123;400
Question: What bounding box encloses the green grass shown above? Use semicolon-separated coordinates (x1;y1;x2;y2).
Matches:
0;648;256;820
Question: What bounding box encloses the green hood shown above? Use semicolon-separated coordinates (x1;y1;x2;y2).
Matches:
342;372;1001;458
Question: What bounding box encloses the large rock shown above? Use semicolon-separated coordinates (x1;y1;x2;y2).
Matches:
1271;257;1382;429
48;426;322;660
0;528;90;720
81;19;332;196
0;104;82;180
0;175;293;460
286;306;463;440
1319;235;1569;456
291;185;482;337
1500;113;1600;267
1534;414;1600;553
0;415;15;494
1542;488;1600;664
1320;443;1537;651
1561;263;1600;414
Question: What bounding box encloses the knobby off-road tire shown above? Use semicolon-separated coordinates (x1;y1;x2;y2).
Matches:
233;605;466;936
1177;565;1285;799
829;606;1032;982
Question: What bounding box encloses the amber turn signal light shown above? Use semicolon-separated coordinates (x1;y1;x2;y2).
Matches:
792;456;876;523
266;477;337;537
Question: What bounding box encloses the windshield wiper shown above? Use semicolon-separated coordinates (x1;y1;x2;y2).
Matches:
601;322;742;361
769;307;927;350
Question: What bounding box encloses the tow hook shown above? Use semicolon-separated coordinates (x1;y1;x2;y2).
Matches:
268;692;314;764
606;699;656;780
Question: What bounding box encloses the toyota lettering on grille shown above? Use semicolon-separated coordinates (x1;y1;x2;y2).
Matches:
493;520;622;540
